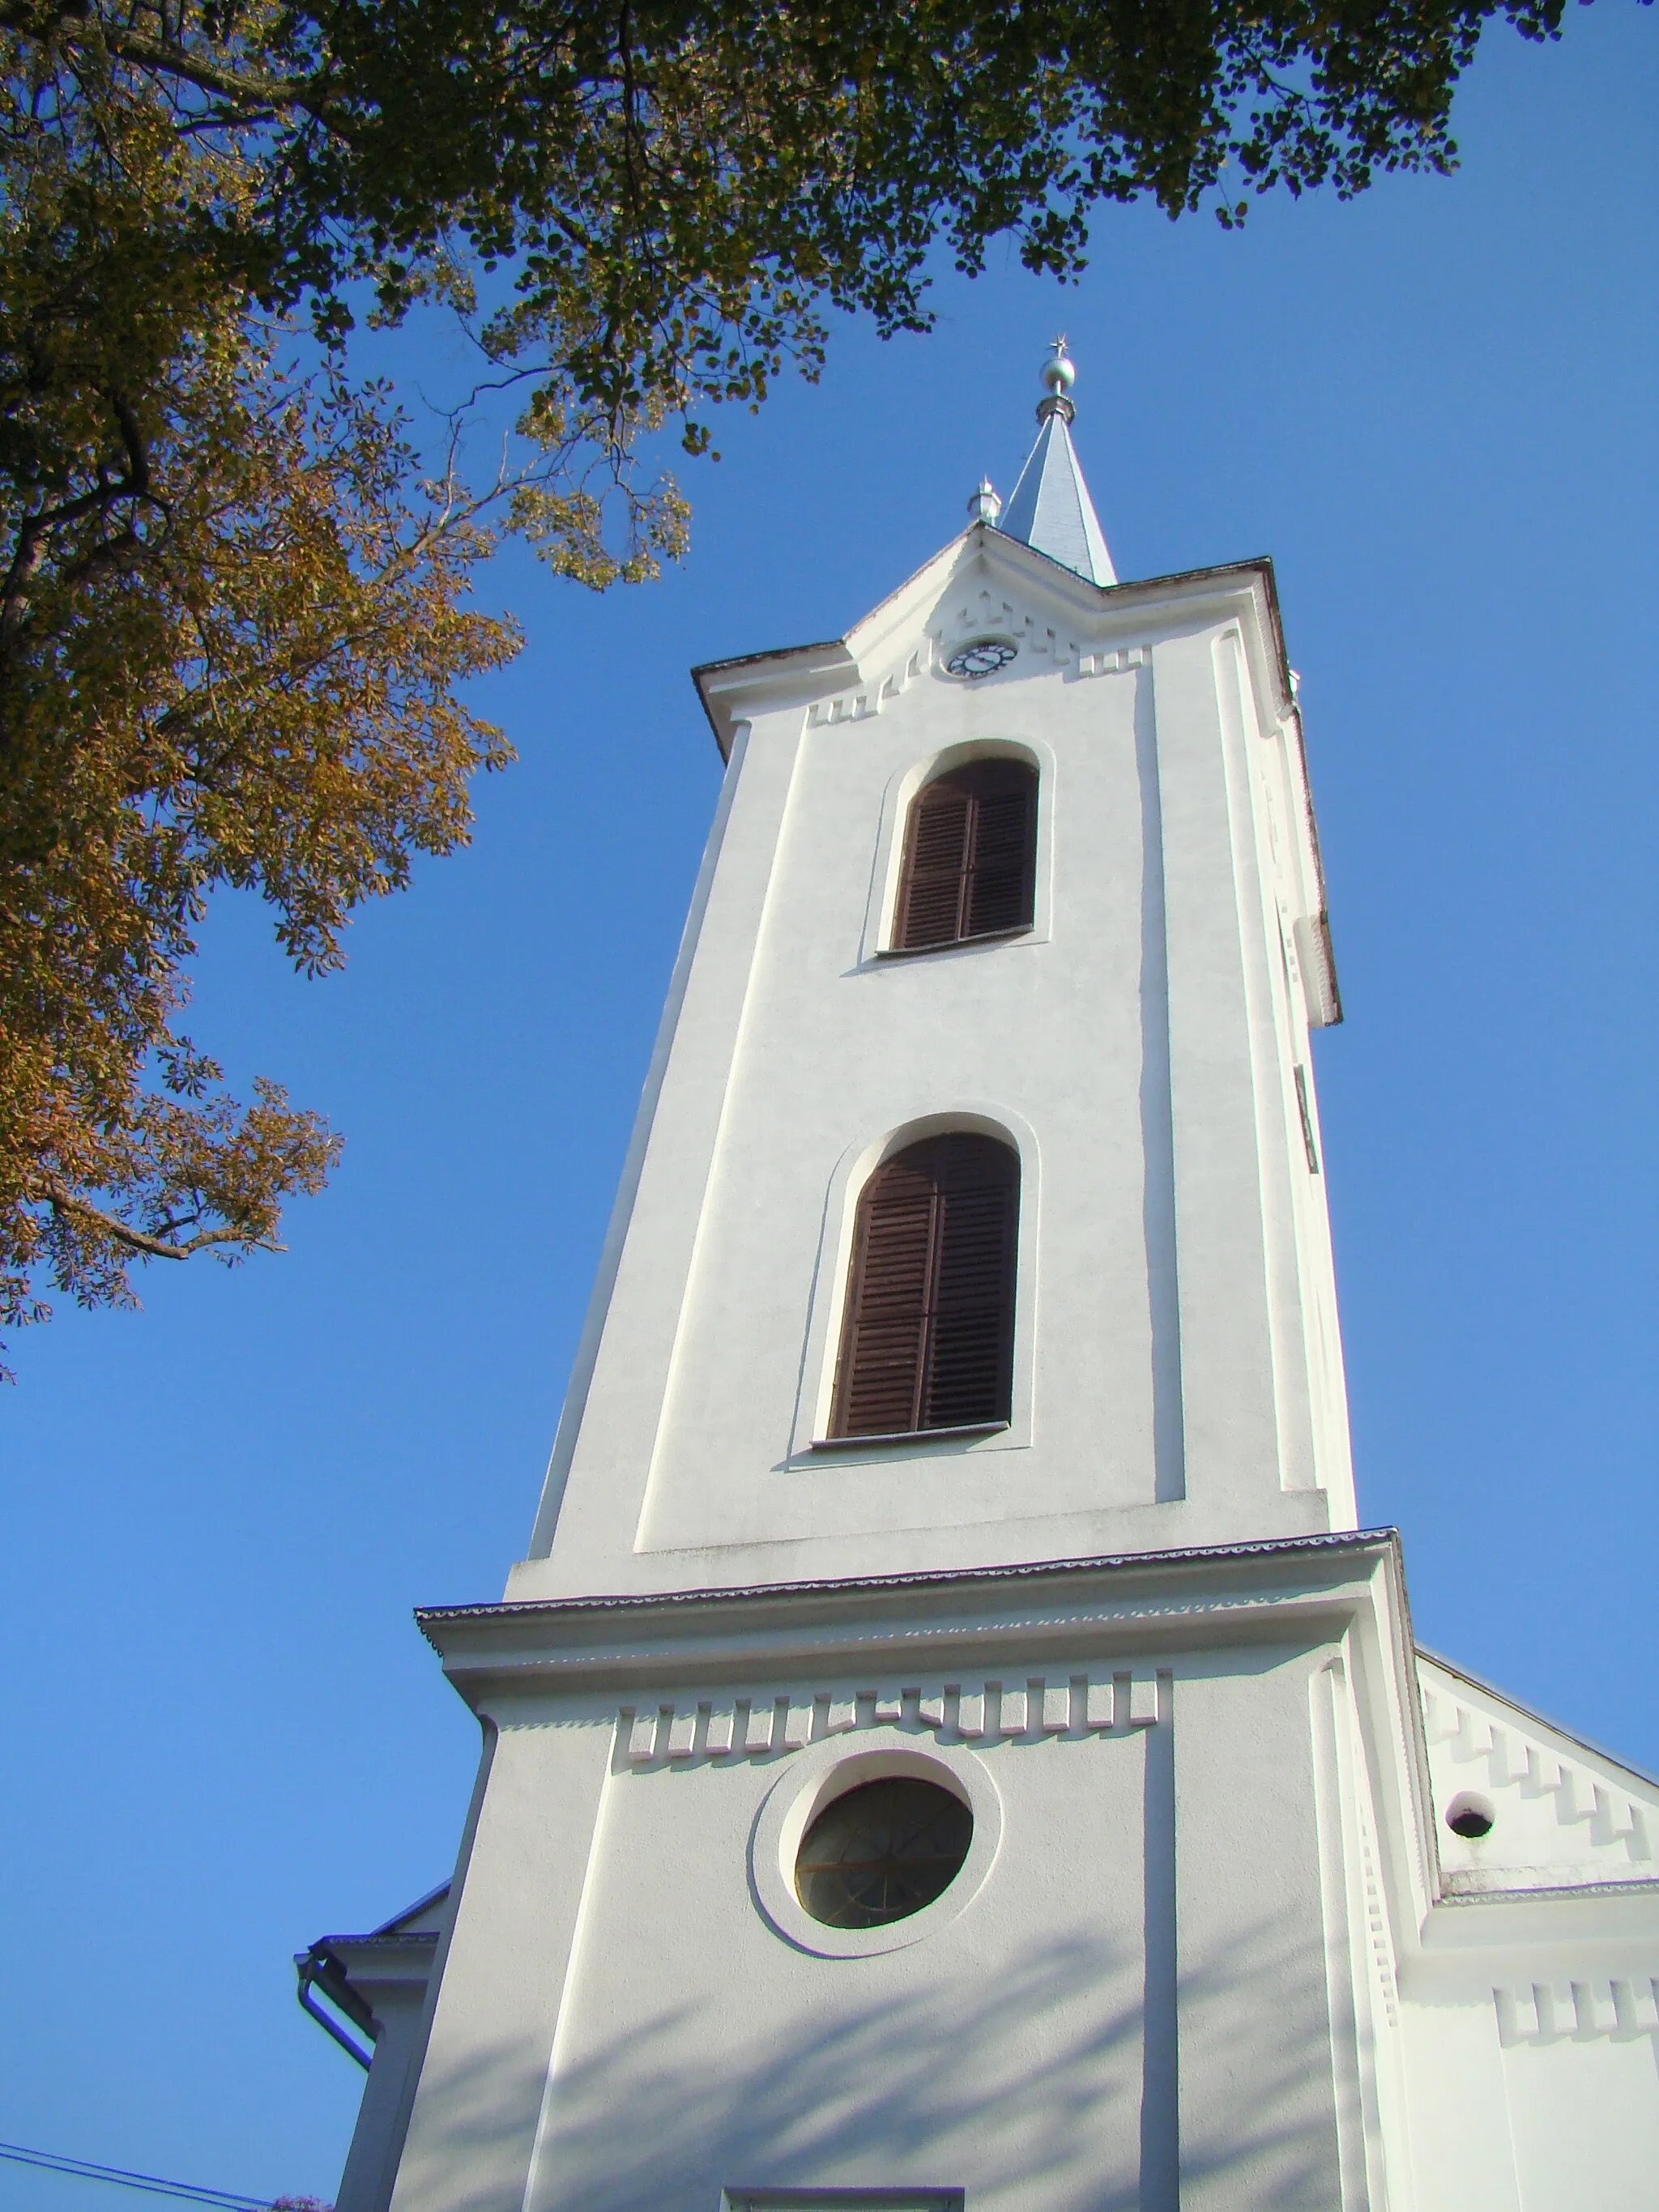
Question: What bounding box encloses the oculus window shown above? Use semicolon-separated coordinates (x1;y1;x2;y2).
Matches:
795;1777;974;1929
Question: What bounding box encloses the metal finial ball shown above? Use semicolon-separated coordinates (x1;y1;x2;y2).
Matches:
1042;339;1076;398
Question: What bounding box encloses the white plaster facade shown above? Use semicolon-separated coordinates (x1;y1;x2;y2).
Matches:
307;381;1659;2210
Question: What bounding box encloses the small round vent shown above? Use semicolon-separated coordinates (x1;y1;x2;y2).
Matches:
1445;1791;1496;1840
944;638;1017;680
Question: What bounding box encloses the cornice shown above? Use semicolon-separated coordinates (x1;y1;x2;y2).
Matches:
416;1528;1402;1705
689;535;1292;762
1417;1881;1659;1954
691;635;853;755
1440;1874;1659;1905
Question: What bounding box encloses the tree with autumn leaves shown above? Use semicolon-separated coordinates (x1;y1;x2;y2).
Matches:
0;0;1599;1367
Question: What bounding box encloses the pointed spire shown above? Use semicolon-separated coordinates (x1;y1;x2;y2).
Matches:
996;339;1117;587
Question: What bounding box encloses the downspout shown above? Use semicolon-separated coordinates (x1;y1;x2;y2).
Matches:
294;1946;376;2069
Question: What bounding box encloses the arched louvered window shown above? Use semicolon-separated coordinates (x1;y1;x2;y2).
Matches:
892;758;1037;952
830;1133;1019;1439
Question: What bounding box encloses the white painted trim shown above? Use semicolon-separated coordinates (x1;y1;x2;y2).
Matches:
787;1105;1042;1462
857;736;1056;965
748;1730;1003;1959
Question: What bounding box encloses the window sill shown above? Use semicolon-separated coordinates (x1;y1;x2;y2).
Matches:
809;1421;1009;1452
874;927;1033;961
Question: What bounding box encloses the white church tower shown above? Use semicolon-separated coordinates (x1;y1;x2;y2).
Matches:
302;349;1659;2211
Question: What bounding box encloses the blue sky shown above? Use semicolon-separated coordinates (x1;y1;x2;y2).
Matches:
2;9;1655;2206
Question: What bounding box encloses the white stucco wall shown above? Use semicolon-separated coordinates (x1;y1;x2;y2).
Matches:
1396;1652;1659;2210
355;526;1659;2212
392;1630;1369;2212
510;533;1352;1603
368;1562;1659;2212
1399;1975;1659;2211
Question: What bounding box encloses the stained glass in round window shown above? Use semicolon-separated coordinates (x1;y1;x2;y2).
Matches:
794;1776;973;1929
944;637;1017;680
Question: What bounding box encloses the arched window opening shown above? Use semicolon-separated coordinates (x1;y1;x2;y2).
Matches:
830;1133;1019;1439
893;758;1037;952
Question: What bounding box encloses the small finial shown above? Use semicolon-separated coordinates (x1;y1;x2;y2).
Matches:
1036;337;1077;425
967;476;1001;525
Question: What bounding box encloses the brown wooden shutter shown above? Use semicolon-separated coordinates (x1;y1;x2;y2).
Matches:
963;765;1036;938
923;1154;1019;1428
830;1133;1018;1438
893;760;1036;951
893;778;973;949
832;1158;936;1438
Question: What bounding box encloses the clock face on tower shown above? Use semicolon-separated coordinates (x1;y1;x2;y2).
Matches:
944;637;1017;679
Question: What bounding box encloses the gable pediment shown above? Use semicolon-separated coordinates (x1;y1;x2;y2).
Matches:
800;534;1152;731
1418;1651;1659;1898
693;523;1290;769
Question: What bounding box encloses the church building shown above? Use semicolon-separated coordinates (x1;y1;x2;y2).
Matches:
298;348;1659;2210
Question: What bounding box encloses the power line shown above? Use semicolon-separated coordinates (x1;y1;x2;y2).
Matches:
0;2140;303;2212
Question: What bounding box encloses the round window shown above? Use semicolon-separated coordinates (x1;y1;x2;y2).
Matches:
944;637;1017;680
794;1776;973;1929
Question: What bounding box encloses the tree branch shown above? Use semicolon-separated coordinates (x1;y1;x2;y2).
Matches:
43;1183;280;1259
0;394;159;646
41;18;338;126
